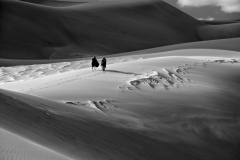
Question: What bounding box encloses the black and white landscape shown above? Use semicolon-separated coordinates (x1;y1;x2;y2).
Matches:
0;0;240;160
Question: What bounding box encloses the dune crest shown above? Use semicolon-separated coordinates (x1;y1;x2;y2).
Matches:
0;128;73;160
1;49;240;159
1;0;240;159
19;0;96;7
0;0;203;59
198;22;240;40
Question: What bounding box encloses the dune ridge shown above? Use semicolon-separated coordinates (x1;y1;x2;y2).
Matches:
0;128;73;160
1;89;215;160
1;1;240;160
0;0;203;59
200;19;240;25
19;0;99;7
198;22;240;40
0;37;239;67
0;1;239;60
1;48;240;159
1;48;240;86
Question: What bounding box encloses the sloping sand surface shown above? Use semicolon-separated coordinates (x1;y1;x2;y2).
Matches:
198;22;240;40
1;48;240;159
1;0;240;60
200;19;240;25
1;89;218;160
0;0;203;59
19;0;96;7
0;49;239;85
1;37;239;67
0;128;72;160
1;1;240;159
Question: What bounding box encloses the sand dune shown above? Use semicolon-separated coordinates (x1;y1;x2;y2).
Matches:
1;49;240;85
0;128;72;160
1;48;240;159
200;19;240;25
1;0;239;60
0;0;203;59
198;22;240;40
111;37;240;58
0;37;239;67
19;0;96;7
1;88;220;160
1;1;240;160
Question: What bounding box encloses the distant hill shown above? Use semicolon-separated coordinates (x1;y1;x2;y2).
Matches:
198;22;240;40
19;0;97;7
0;0;205;59
199;19;240;25
1;0;239;60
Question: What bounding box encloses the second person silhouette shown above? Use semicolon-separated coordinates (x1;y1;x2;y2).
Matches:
101;58;107;71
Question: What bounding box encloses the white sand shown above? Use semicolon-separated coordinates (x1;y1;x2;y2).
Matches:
1;1;240;159
0;128;73;160
1;48;240;159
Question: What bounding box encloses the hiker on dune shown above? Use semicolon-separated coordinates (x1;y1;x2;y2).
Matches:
92;56;99;71
101;57;107;71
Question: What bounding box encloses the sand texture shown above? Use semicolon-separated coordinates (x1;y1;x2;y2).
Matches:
1;0;240;160
1;0;203;59
1;48;240;160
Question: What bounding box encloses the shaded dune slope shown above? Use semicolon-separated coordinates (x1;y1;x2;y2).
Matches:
19;0;96;7
198;22;240;40
0;90;199;160
199;19;240;25
1;89;239;160
0;37;239;67
0;128;72;160
0;0;203;59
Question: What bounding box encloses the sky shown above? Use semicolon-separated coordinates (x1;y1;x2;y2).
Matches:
163;0;240;21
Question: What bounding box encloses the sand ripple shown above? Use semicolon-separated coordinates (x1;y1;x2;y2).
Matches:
130;58;240;90
0;57;143;85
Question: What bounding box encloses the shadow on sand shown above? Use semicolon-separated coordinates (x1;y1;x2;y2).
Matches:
104;70;141;76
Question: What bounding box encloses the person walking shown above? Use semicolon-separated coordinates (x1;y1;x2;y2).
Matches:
101;57;107;71
91;56;99;71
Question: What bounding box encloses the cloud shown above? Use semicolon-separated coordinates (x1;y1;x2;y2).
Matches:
177;0;240;13
197;17;215;21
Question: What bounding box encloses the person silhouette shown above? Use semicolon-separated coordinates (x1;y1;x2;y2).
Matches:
101;58;107;71
91;56;99;71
